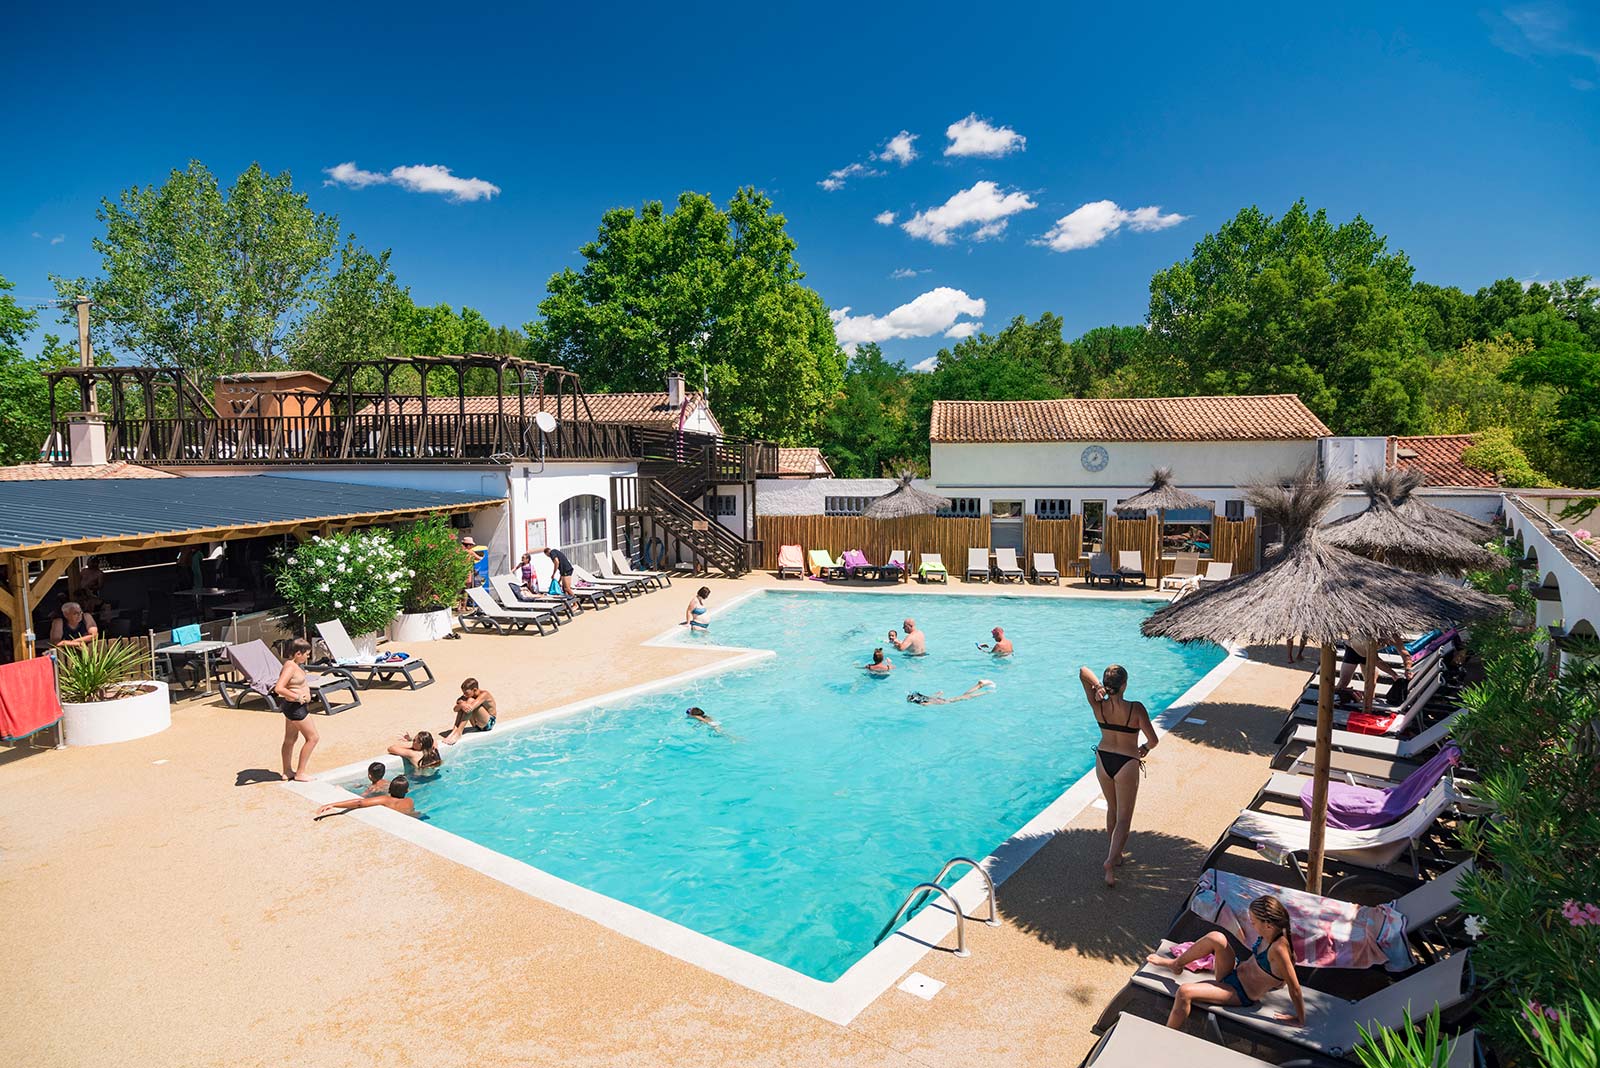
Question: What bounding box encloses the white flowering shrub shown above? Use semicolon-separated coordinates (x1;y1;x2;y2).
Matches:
271;529;411;636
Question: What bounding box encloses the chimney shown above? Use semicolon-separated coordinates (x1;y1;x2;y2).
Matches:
666;370;685;408
65;412;108;467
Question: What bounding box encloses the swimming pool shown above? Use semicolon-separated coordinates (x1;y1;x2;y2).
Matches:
335;588;1226;988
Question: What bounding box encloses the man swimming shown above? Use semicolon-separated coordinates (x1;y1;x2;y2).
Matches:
907;679;996;705
685;706;724;733
977;627;1014;656
888;619;926;656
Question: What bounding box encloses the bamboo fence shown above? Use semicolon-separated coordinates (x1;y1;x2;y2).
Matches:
755;515;990;571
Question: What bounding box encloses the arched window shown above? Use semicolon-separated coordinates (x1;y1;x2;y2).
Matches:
559;494;608;572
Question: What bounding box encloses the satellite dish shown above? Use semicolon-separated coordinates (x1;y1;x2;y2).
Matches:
534;411;558;433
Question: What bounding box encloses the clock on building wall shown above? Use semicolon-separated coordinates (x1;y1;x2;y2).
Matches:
1080;445;1110;472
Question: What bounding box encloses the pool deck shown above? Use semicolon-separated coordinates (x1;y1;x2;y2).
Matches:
0;573;1307;1068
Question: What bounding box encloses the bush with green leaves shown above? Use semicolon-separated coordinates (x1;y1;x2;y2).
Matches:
393;513;475;613
271;529;409;636
1356;1008;1462;1068
1519;990;1600;1068
56;639;151;702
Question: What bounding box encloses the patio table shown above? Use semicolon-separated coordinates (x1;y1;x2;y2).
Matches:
154;639;231;695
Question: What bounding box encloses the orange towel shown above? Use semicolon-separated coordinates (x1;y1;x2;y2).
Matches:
0;655;63;742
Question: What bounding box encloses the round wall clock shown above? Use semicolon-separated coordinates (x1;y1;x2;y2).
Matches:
1081;445;1110;472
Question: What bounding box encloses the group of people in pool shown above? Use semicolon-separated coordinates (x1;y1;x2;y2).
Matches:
864;618;1012;675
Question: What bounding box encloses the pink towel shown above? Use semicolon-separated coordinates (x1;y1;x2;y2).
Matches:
0;655;63;742
1189;869;1411;971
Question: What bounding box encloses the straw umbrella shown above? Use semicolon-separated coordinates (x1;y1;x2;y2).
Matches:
1389;469;1497;543
1116;466;1214;561
1322;470;1501;574
1142;468;1503;892
862;472;952;520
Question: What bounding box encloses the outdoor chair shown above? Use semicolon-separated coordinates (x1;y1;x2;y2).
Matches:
606;549;670;589
1158;552;1201;591
1251;743;1466;820
1083;1014;1478;1068
1289;660;1446;734
917;552;948;584
992;547;1025;582
839;548;880;580
218;639;360;715
591;553;654;594
886;550;910;583
775;544;805;579
523;561;616;610
808;549;844;579
573;562;645;598
311;619;435;690
1116;550;1147;586
965;547;992;582
1086;553;1124;588
1029;552;1060;584
1274;708;1465;772
461;586;560;636
1194;561;1233;586
489;574;576;623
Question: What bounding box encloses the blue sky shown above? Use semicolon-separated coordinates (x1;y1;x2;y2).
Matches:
5;1;1598;369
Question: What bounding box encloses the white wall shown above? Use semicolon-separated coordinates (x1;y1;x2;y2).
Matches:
931;439;1319;492
508;461;637;573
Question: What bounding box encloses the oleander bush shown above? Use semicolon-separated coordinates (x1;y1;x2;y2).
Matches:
272;529;409;636
394;513;474;613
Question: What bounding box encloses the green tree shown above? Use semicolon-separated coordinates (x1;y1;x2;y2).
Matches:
0;275;76;465
528;188;845;443
1503;328;1600;487
1146;200;1429;434
53;160;338;379
286;239;412;378
1458;427;1553;488
818;344;914;477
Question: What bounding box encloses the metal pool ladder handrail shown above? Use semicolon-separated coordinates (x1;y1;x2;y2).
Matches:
879;883;970;957
920;856;1000;927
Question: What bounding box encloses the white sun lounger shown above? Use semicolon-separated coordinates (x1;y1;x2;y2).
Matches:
1291;662;1445;732
489;574;576;622
993;547;1024;582
312;618;435;690
1222;781;1474;872
1276;708;1464;773
609;548;671;588
886;549;909;582
918;552;948;583
461;586;560;636
1158;552;1201;591
965;547;991;582
592;552;655;594
573;562;645;597
1030;552;1060;583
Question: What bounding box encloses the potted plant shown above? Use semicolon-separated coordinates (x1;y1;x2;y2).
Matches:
57;638;171;746
272;530;409;656
388;513;475;642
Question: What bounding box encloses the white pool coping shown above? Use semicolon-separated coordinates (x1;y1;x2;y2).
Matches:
284;587;1247;1024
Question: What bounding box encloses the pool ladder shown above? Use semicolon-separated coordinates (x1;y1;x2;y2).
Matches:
876;856;1000;958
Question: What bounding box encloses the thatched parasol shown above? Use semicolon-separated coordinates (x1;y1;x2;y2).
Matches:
1142;468;1503;892
862;472;952;520
1389;469;1497;543
1321;470;1500;574
1114;467;1211;516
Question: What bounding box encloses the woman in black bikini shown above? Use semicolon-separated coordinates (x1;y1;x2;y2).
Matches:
1079;664;1159;886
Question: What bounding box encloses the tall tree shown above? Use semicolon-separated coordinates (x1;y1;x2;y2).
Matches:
0;275;76;465
53;160;338;379
528;188;845;443
818;344;915;477
1145;200;1429;435
286;239;411;379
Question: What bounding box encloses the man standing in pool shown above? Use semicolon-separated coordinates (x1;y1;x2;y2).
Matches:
888;618;926;656
314;776;417;819
978;627;1013;657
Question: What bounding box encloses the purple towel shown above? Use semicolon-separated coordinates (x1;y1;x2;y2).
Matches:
1301;743;1461;830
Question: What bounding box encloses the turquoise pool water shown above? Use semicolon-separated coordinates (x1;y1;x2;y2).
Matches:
356;589;1224;981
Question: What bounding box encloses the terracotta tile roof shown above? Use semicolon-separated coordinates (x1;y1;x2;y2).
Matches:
0;462;176;482
766;448;834;478
1388;434;1498;488
930;394;1331;443
359;391;713;428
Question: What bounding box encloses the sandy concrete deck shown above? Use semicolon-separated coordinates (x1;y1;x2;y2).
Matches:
0;573;1305;1068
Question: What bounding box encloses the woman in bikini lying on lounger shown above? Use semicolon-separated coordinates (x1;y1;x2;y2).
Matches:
1146;895;1305;1030
1081;664;1160;887
907;680;996;705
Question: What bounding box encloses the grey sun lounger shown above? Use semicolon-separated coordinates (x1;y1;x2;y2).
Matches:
1102;950;1475;1061
219;639;360;715
965;547;992;582
489;575;576;623
1083;1012;1480;1068
1086;552;1124;588
1030;552;1060;584
1288;667;1446;734
311;619;435;690
1273;708;1465;773
461;586;559;636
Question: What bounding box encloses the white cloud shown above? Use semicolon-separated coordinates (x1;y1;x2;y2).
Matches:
944;113;1026;157
901;181;1037;245
876;130;919;166
1034;199;1188;252
888;267;927;279
830;286;986;352
874;211;896;226
31;231;64;244
818;161;881;192
944;320;982;339
910;356;939;373
323;161;501;202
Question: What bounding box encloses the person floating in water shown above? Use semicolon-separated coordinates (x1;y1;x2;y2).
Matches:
977;627;1013;657
888;618;926;656
907;679;996;705
314;776;417;819
866;647;893;675
685;706;723;733
683;586;711;630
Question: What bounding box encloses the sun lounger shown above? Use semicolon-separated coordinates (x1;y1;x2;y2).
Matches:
917;552;948;583
1086;552;1124;588
1252;744;1464;829
592;553;655;594
1030;552;1060;584
808;549;844;579
965;547;992;582
776;544;805;579
1082;1013;1277;1068
461;586;560;636
993;547;1024;582
840;548;889;580
311;619;435;690
607;549;670;589
219;639;360;715
1108;949;1474;1060
1289;664;1445;735
887;550;910;582
1158;552;1201;591
1195;561;1232;586
489;575;576;622
573;562;644;598
1117;551;1147;586
1275;708;1464;770
510;560;611;611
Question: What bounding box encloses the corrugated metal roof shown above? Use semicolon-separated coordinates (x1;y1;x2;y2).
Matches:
0;476;501;552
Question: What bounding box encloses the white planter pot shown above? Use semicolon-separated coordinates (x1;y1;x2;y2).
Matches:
387;609;456;643
61;680;171;747
349;631;380;659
